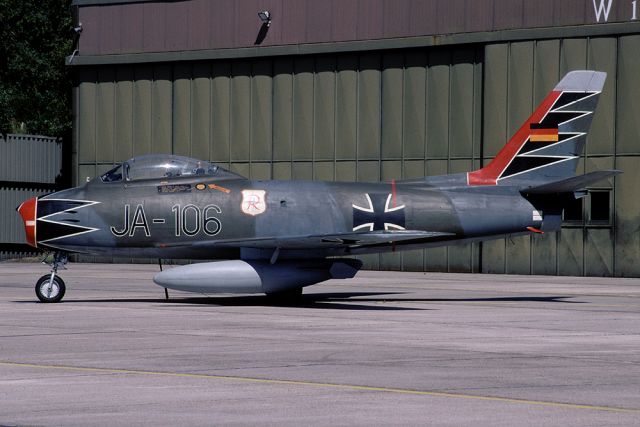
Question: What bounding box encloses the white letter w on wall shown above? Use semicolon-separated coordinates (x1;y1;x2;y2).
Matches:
592;0;614;22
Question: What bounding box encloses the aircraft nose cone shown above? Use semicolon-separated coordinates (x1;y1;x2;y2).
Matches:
17;197;37;247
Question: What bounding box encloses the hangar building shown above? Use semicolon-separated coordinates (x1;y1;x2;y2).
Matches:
69;0;640;277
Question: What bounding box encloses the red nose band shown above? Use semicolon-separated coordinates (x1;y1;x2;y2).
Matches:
17;197;37;247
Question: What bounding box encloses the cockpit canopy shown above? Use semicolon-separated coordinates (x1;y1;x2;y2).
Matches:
100;154;242;183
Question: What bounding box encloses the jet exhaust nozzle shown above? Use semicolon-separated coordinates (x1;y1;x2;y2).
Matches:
153;259;362;294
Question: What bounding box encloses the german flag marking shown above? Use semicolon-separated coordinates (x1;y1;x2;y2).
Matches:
529;127;558;142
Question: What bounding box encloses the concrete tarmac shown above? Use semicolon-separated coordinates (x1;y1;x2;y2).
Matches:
0;262;639;426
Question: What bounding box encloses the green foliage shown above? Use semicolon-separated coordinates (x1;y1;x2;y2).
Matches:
0;0;72;137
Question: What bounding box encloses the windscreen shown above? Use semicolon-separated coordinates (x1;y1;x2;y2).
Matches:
100;164;124;182
98;155;241;183
125;156;218;181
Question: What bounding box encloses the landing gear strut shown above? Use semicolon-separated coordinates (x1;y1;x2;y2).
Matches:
35;252;68;303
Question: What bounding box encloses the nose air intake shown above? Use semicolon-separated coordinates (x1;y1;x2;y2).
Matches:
17;197;37;247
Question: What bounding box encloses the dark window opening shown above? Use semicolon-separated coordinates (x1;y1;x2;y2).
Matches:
589;191;611;223
563;197;583;222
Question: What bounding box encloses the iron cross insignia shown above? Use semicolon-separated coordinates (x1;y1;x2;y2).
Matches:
352;193;405;231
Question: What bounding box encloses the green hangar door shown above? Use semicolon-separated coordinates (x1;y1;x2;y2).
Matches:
482;37;638;278
74;47;485;273
73;36;640;278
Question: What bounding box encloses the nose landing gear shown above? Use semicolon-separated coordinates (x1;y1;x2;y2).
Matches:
35;252;68;303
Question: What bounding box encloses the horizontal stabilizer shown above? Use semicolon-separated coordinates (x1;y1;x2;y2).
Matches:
521;170;620;194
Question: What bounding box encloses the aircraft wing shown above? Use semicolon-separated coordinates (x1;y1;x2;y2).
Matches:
158;230;454;250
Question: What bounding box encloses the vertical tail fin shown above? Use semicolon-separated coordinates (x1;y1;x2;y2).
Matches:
468;70;606;186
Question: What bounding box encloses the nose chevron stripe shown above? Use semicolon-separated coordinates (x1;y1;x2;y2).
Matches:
35;199;100;246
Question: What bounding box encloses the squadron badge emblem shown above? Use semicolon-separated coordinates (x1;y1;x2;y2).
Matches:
241;190;267;216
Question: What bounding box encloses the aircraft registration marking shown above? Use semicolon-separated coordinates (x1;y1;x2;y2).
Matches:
111;204;222;238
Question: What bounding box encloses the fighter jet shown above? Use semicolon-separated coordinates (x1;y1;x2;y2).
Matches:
17;70;618;303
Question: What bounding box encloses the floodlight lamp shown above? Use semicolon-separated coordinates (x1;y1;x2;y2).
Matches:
258;10;271;27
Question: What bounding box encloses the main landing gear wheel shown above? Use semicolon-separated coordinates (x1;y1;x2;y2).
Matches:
35;274;66;303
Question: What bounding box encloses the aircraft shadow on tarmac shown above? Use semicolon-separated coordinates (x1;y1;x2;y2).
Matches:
15;293;583;310
18;292;420;311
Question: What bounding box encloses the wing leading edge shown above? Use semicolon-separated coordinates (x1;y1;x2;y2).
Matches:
157;230;454;250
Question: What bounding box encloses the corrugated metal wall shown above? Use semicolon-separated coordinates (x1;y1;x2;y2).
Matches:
0;135;62;255
0;134;62;184
73;35;640;276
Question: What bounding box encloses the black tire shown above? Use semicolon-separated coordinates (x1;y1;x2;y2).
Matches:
265;287;303;304
35;274;66;303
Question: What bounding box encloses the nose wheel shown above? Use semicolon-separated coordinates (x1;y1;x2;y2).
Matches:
36;252;68;303
35;274;66;303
